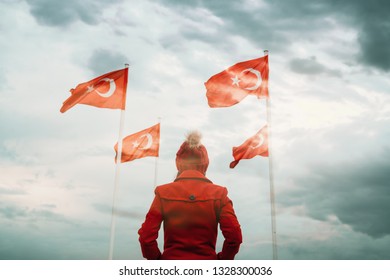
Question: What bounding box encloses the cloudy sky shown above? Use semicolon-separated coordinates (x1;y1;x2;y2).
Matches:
1;0;390;260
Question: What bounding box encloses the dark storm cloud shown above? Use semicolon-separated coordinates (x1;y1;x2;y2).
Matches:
0;204;72;224
88;49;129;76
289;56;341;77
324;0;390;71
26;0;97;26
0;206;28;219
0;216;109;259
25;0;120;27
0;227;68;259
283;234;390;259
158;0;283;53
25;0;390;70
358;19;390;71
159;0;390;71
282;144;390;239
0;203;112;259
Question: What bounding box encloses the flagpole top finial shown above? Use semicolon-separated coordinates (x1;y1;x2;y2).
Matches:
124;63;130;68
264;50;269;55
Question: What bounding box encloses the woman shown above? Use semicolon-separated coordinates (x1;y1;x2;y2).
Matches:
138;131;242;260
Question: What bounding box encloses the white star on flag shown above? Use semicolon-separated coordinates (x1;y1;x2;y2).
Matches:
132;141;140;148
86;85;95;93
231;75;241;86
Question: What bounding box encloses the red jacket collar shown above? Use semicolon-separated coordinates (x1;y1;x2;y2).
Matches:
174;170;212;183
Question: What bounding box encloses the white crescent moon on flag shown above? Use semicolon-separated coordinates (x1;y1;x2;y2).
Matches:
251;134;265;149
138;133;153;150
240;68;261;91
95;78;116;98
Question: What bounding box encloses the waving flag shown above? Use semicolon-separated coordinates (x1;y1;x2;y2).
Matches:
205;55;268;107
60;68;128;113
230;125;268;168
114;123;160;163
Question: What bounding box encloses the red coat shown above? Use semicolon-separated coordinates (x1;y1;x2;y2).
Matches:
138;170;242;260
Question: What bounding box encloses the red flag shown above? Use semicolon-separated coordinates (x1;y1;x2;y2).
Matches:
205;55;269;107
60;68;128;113
230;125;268;168
114;123;160;163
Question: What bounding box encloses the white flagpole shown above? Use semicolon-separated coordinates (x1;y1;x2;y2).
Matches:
108;63;129;260
264;50;278;260
153;118;161;188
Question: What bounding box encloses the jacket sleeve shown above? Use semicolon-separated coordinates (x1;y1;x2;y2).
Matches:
138;191;163;260
217;188;242;260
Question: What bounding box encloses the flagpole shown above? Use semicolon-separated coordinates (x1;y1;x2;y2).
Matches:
264;50;278;260
153;118;161;188
108;63;129;260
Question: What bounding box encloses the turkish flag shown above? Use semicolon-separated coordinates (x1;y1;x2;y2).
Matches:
60;68;128;113
114;123;160;163
230;125;268;168
205;55;268;108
